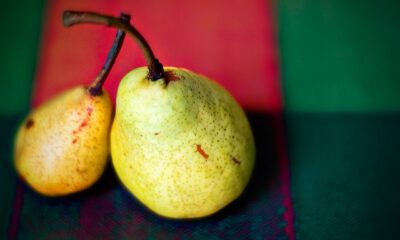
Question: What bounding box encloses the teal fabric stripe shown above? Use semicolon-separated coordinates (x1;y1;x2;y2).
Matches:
285;113;400;239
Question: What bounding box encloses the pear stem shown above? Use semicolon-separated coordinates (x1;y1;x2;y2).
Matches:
87;13;129;96
63;11;164;81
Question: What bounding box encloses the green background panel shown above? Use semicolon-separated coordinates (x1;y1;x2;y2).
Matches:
278;0;400;239
278;0;400;112
0;0;45;116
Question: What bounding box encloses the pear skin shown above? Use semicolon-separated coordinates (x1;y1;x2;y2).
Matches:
111;67;255;218
14;87;112;196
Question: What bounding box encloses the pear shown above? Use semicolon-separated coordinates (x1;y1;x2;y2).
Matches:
14;87;113;196
14;14;129;196
111;67;255;218
64;11;255;218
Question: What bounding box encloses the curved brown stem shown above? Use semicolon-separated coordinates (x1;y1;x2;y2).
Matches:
63;11;164;81
87;13;129;96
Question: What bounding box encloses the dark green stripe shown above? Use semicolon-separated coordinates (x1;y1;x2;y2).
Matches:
285;113;400;239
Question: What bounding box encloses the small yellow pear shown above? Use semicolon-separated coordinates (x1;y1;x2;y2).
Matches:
14;87;112;196
111;67;255;218
13;17;128;196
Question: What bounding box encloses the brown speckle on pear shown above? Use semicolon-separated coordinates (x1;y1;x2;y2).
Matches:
196;144;209;159
26;119;34;129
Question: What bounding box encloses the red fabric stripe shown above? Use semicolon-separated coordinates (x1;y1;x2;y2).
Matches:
274;116;296;239
23;0;295;238
7;180;24;240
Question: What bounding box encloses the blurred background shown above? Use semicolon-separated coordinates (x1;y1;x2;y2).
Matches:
1;0;399;239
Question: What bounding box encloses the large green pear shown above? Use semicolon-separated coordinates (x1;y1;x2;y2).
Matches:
111;66;255;218
62;10;256;219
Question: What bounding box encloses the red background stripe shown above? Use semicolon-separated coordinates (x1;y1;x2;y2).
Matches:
32;0;282;112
